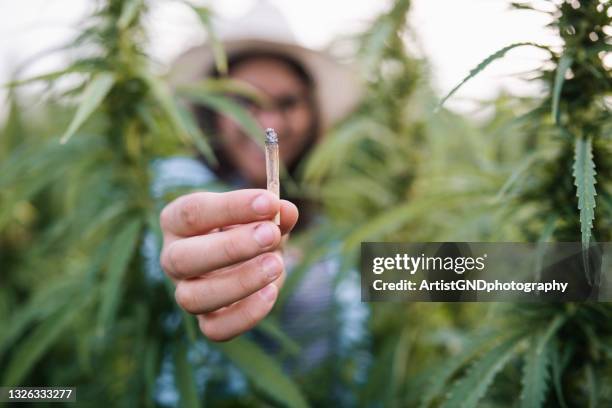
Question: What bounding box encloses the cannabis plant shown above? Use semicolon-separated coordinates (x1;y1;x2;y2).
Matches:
0;1;307;406
300;0;496;405
420;1;612;407
302;0;611;407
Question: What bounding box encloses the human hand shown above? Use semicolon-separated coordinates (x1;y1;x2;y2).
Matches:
159;189;299;341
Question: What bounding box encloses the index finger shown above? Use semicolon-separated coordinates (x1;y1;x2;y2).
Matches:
160;189;280;237
218;200;298;236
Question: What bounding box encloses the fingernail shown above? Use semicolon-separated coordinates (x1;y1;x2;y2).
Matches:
259;283;277;302
253;223;276;247
262;255;281;280
252;194;272;215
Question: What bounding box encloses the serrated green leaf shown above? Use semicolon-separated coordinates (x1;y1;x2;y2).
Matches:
190;6;227;75
2;62;99;88
97;218;142;333
257;318;301;357
551;54;573;124
520;316;566;408
441;335;523;408
1;301;85;386
437;43;549;110
179;90;264;147
303;119;391;183
520;337;552;408
216;336;309;408
60;72;115;144
175;101;217;165
0;277;82;357
145;74;216;164
496;150;543;202
361;0;410;77
572;137;597;248
420;330;500;408
178;79;266;105
173;341;200;408
550;339;569;408
144;74;188;141
536;314;566;355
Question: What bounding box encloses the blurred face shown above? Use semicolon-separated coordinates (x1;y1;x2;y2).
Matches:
216;56;315;187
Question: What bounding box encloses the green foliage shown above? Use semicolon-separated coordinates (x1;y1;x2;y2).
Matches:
437;42;551;111
440;334;523;408
300;0;612;407
97;218;143;333
0;0;305;405
1;0;610;406
520;335;552;408
173;341;200;408
189;4;228;75
216;337;309;408
419;330;502;408
551;53;573;124
573;136;597;248
520;314;565;407
2;300;87;387
179;88;264;148
60;72;116;144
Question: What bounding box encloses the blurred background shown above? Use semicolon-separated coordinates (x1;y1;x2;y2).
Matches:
0;0;563;117
0;0;610;407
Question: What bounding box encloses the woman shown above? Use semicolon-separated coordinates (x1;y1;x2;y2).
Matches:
160;2;361;346
150;7;370;403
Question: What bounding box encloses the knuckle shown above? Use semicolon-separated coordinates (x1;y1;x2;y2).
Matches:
222;194;236;221
178;195;202;230
165;242;186;278
236;267;254;294
174;283;196;313
221;234;243;263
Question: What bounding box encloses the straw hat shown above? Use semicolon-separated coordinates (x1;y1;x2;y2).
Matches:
169;0;362;129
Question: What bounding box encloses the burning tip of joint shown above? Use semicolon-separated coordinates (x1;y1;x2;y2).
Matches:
265;128;278;144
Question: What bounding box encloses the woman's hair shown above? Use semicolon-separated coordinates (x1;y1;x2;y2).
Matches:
193;50;321;230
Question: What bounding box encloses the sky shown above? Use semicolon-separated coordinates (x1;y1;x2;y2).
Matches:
0;0;565;118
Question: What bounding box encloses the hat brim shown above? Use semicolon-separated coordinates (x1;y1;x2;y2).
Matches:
169;39;362;129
